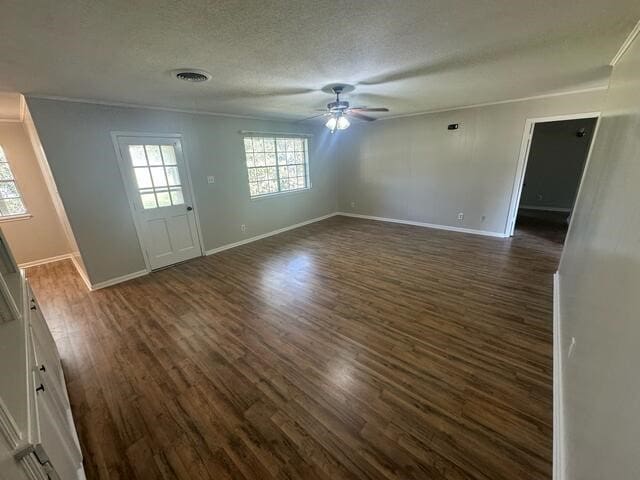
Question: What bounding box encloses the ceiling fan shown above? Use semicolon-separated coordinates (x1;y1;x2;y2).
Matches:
303;85;389;133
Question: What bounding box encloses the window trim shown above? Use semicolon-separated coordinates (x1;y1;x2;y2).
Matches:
242;134;312;199
0;213;32;223
0;145;29;219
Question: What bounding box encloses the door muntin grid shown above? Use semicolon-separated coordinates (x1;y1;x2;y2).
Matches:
128;144;185;209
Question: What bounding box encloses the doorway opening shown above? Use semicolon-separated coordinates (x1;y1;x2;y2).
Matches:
507;113;599;244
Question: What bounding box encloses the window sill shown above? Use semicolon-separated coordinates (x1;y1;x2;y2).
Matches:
0;213;32;223
250;187;311;201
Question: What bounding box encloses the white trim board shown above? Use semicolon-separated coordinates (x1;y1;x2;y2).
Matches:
610;19;640;66
18;253;73;269
29;95;277;122
89;269;148;291
29;86;609;126
337;212;508;238
377;87;607;122
519;205;571;213
553;272;566;480
205;213;338;255
77;210;512;291
71;256;92;291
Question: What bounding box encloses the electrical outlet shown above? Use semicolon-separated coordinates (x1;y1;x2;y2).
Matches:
350;201;356;208
457;212;464;221
481;215;486;222
207;175;215;184
240;224;247;233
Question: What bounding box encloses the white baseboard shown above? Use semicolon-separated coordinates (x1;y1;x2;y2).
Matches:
520;205;571;213
336;212;508;238
82;210;505;290
18;253;73;269
205;212;338;256
70;255;92;291
553;272;565;480
89;269;148;291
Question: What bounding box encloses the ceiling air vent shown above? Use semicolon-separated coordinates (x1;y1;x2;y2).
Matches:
173;69;211;83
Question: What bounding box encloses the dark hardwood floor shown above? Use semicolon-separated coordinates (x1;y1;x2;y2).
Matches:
27;216;562;480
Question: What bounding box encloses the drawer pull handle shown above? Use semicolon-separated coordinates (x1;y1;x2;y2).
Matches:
39;365;46;372
35;384;45;393
30;305;37;311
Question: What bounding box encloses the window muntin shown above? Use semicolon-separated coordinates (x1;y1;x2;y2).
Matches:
0;146;27;217
127;144;185;209
243;136;309;198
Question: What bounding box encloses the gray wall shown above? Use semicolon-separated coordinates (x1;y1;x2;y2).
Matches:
520;117;597;211
0;122;70;264
27;98;338;284
558;34;640;480
334;90;605;234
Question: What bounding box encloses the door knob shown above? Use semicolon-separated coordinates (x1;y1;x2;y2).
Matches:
186;206;193;211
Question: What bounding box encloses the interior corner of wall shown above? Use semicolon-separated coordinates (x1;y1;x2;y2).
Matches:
22;103;90;283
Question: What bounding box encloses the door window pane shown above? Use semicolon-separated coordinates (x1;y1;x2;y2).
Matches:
145;145;163;165
150;166;167;187
160;145;177;165
140;191;157;209
165;166;181;186
156;189;171;207
170;187;184;205
134;168;152;189
129;145;147;166
130;144;186;209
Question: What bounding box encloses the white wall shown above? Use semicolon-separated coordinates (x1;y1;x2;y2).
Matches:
558;34;640;480
0;122;71;264
27;98;339;285
335;90;606;234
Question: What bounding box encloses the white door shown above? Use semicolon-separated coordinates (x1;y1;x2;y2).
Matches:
115;136;202;270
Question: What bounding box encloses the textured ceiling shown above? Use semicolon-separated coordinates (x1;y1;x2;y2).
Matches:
0;1;638;121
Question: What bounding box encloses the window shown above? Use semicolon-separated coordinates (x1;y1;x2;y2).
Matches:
127;144;185;209
0;146;27;217
243;136;309;198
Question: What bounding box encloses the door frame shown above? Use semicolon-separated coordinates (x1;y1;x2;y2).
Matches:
504;112;601;236
111;131;205;272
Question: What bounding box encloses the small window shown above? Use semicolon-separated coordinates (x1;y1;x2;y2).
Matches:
0;146;27;218
127;144;185;209
243;136;310;198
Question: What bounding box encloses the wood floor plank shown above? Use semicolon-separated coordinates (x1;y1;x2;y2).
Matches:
27;216;562;479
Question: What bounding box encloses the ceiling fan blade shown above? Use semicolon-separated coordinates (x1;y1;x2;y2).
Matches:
350;107;389;112
297;112;329;122
348;111;376;122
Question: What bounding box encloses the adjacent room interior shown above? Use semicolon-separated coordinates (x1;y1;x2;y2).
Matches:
1;2;639;480
512;115;598;244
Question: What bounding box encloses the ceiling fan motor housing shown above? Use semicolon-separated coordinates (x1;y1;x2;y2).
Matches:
327;100;350;112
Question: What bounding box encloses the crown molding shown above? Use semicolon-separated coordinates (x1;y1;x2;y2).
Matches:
375;86;609;122
26;94;289;122
610;19;640;66
28;84;610;126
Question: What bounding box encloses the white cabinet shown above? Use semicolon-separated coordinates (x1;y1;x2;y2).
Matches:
0;232;84;480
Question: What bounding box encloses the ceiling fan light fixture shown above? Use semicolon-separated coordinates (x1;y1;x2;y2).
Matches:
336;115;350;130
325;116;338;131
